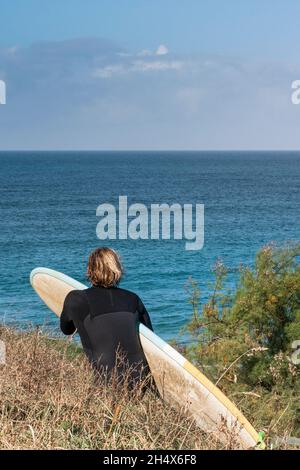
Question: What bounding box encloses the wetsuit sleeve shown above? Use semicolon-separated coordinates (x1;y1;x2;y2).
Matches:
60;290;85;335
137;297;153;331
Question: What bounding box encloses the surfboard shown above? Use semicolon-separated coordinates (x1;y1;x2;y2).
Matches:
30;267;260;449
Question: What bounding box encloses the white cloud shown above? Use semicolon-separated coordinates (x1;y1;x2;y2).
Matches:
1;37;300;150
131;60;183;72
156;44;169;56
93;59;184;78
136;45;169;57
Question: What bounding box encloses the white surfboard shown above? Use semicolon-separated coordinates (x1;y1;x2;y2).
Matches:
30;267;260;449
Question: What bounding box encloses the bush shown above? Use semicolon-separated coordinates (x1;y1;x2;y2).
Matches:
184;243;300;436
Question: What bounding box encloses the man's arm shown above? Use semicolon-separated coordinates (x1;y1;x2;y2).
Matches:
60;290;81;335
137;297;153;331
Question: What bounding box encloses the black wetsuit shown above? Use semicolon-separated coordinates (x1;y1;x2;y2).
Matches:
60;286;153;386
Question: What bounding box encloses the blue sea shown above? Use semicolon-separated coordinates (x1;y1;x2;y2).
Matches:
0;151;299;340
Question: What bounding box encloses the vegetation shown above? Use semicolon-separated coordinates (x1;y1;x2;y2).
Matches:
0;325;222;450
184;243;300;442
0;243;299;449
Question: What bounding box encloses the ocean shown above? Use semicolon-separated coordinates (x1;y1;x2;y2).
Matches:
0;151;299;340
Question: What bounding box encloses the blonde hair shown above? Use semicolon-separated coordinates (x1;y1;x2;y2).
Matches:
87;247;123;288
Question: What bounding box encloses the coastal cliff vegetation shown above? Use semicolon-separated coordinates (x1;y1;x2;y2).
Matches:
0;243;299;449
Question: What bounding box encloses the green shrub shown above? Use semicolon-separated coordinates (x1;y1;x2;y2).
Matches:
184;243;300;435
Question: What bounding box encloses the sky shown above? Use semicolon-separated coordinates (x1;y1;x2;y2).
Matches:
0;0;300;150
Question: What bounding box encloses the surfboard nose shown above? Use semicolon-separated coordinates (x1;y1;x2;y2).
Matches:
30;267;46;286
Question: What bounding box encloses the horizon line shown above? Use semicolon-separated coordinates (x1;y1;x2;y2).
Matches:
1;149;300;153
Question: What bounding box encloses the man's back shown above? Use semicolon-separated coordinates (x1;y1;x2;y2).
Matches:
60;286;153;384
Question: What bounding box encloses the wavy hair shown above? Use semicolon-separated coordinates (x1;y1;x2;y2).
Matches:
86;247;123;288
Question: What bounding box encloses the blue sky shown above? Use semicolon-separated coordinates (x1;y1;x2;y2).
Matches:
0;0;300;149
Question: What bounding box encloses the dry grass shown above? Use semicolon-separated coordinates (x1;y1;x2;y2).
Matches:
0;326;298;450
0;325;223;450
